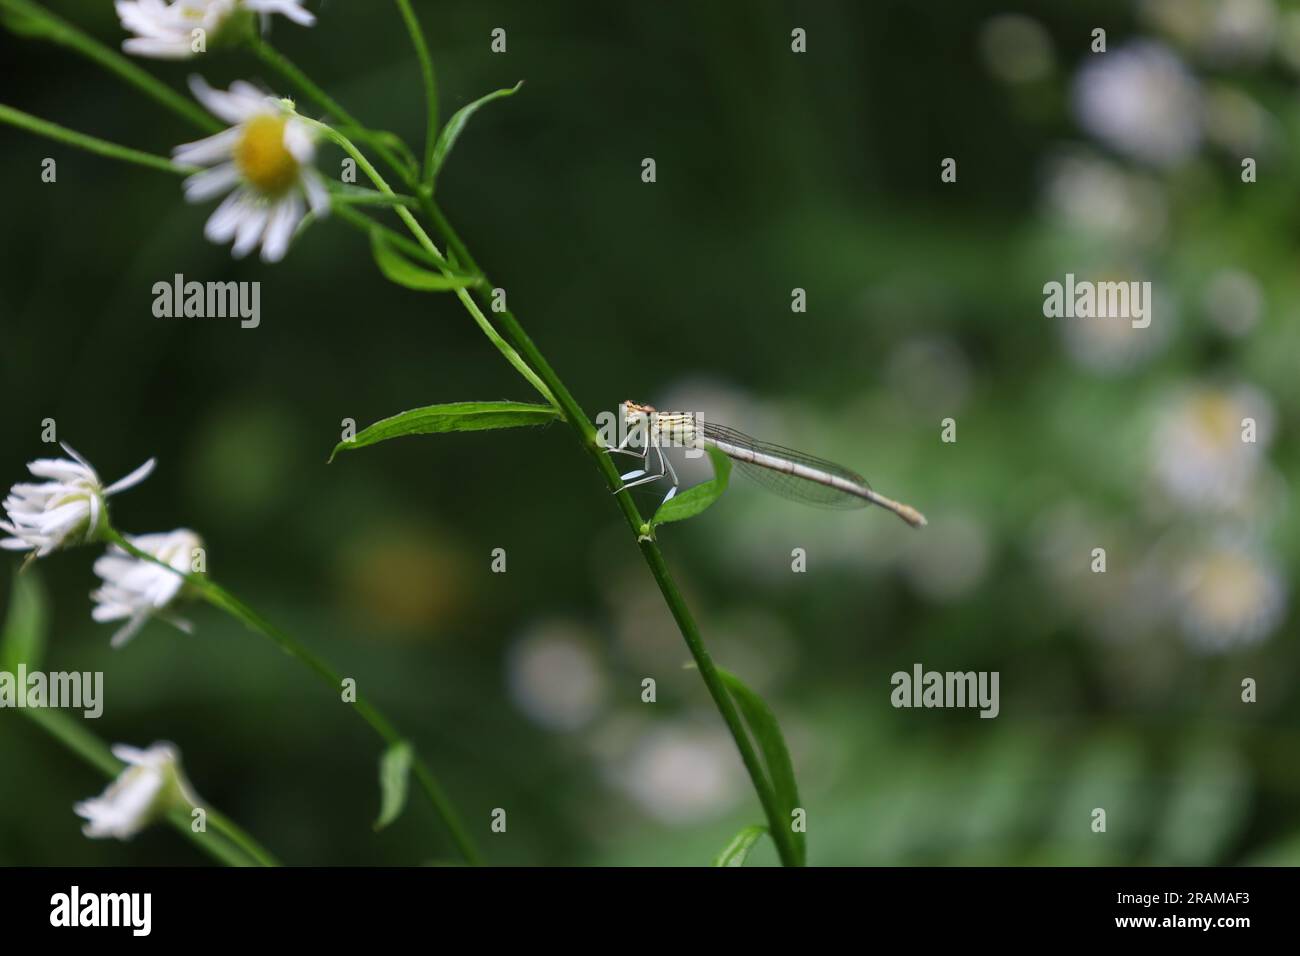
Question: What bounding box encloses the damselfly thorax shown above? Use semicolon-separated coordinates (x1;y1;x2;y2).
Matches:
609;400;927;528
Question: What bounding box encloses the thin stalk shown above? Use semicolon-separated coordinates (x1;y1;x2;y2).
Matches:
421;201;800;867
103;528;482;867
203;806;279;867
22;708;271;867
249;36;415;184
0;0;220;133
0;103;196;175
393;0;439;183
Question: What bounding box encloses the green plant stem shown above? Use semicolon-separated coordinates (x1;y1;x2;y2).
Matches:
21;708;270;867
0;0;220;133
419;203;800;867
0;103;197;175
392;0;439;182
309;119;558;408
202;806;279;867
102;528;482;867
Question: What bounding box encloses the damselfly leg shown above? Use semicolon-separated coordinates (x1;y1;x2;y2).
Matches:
607;435;680;505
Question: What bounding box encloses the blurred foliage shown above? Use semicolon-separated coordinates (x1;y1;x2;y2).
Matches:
1;0;1298;866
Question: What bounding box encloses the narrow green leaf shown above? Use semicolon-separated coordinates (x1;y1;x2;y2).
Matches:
712;824;768;867
651;446;732;528
430;82;523;183
331;401;561;461
0;569;46;673
370;229;479;291
718;668;806;866
375;740;413;831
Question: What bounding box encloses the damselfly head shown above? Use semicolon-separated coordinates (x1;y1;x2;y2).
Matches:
623;401;657;427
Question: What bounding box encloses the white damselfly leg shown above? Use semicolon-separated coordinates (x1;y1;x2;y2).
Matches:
615;440;666;490
610;433;682;506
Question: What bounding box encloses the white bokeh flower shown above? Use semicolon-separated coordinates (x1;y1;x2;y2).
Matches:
117;0;314;60
1057;276;1173;375
1176;537;1286;652
1151;384;1274;510
1073;42;1202;167
1;444;155;559
506;621;608;732
75;742;199;840
1042;150;1168;245
604;722;744;825
175;77;328;263
92;529;204;648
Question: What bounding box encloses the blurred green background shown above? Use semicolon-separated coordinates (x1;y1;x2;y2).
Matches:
2;0;1298;865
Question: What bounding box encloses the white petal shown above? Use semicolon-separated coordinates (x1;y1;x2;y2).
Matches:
231;205;270;258
122;37;195;60
302;169;330;217
260;195;303;263
204;190;249;243
188;75;265;125
283;119;316;164
111;744;151;765
174;128;241;167
183;164;239;203
104;457;156;496
111;610;152;649
245;0;316;26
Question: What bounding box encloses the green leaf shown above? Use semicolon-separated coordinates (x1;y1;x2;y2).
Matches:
331;401;561;462
375;740;413;831
718;668;806;866
650;446;731;528
712;825;768;867
370;229;479;292
430;82;523;183
0;569;47;673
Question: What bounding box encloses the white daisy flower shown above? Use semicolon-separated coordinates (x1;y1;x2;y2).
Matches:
174;77;328;263
117;0;315;60
1;444;155;559
92;529;204;649
75;742;199;840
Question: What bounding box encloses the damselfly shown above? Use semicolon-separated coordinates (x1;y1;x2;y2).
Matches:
608;401;927;528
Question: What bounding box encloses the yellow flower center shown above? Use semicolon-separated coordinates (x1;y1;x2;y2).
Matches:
234;115;299;196
1190;392;1238;448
